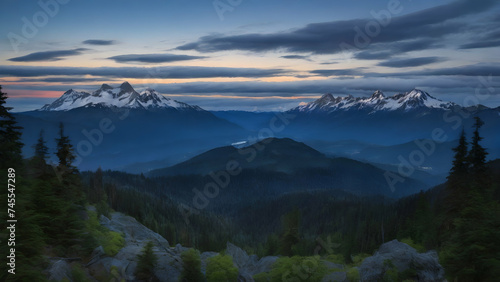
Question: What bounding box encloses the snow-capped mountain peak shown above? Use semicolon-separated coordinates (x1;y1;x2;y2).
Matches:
41;82;201;111
370;90;385;100
295;89;456;113
119;81;135;93
99;83;113;91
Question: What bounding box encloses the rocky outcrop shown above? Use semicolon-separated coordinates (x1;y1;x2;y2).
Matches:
226;242;279;281
321;271;348;282
358;239;445;281
88;212;181;281
48;260;71;281
85;212;260;282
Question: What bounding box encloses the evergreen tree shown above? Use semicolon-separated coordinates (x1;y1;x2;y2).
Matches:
50;123;86;254
468;116;490;194
410;191;436;248
442;129;469;236
55;122;76;175
34;129;49;160
468;117;488;174
279;209;300;256
180;249;204;282
29;129;50;177
0;86;23;168
135;241;158;281
448;129;469;182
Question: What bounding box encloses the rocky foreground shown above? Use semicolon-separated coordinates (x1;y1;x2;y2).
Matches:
47;211;445;281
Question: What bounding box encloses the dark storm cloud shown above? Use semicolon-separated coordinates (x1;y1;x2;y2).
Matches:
0;65;289;79
82;39;116;45
8;48;88;62
176;0;497;55
108;53;206;64
377;57;444;68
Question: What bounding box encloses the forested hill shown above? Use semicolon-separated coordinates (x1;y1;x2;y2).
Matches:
149;137;428;198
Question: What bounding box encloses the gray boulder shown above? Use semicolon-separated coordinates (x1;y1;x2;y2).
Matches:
321;271;348;282
175;243;189;255
99;212;170;248
358;239;445;281
48;260;71;281
226;242;278;281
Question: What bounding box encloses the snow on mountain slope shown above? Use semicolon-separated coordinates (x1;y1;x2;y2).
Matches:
41;82;201;111
295;89;457;114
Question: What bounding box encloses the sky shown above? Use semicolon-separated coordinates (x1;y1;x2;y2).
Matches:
1;0;500;112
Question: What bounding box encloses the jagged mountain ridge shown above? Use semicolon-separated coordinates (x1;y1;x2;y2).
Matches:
293;89;456;114
41;81;201;111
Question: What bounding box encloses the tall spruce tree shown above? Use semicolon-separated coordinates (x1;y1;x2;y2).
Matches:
0;86;23;168
50;122;87;254
34;129;49;160
55;122;77;175
135;241;158;281
279;209;300;256
468;116;489;193
444;129;469;225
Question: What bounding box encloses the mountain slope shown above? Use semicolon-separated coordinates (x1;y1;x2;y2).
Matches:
149;137;429;198
149;138;327;176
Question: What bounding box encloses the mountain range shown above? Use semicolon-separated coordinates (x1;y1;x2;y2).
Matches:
294;89;455;113
41;82;201;111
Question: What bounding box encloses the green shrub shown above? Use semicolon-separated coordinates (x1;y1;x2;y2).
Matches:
206;254;238;282
103;231;125;256
85;211;125;256
346;267;360;282
383;259;399;282
253;272;271;282
71;264;91;282
180;249;204;282
325;253;345;264
268;256;329;282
